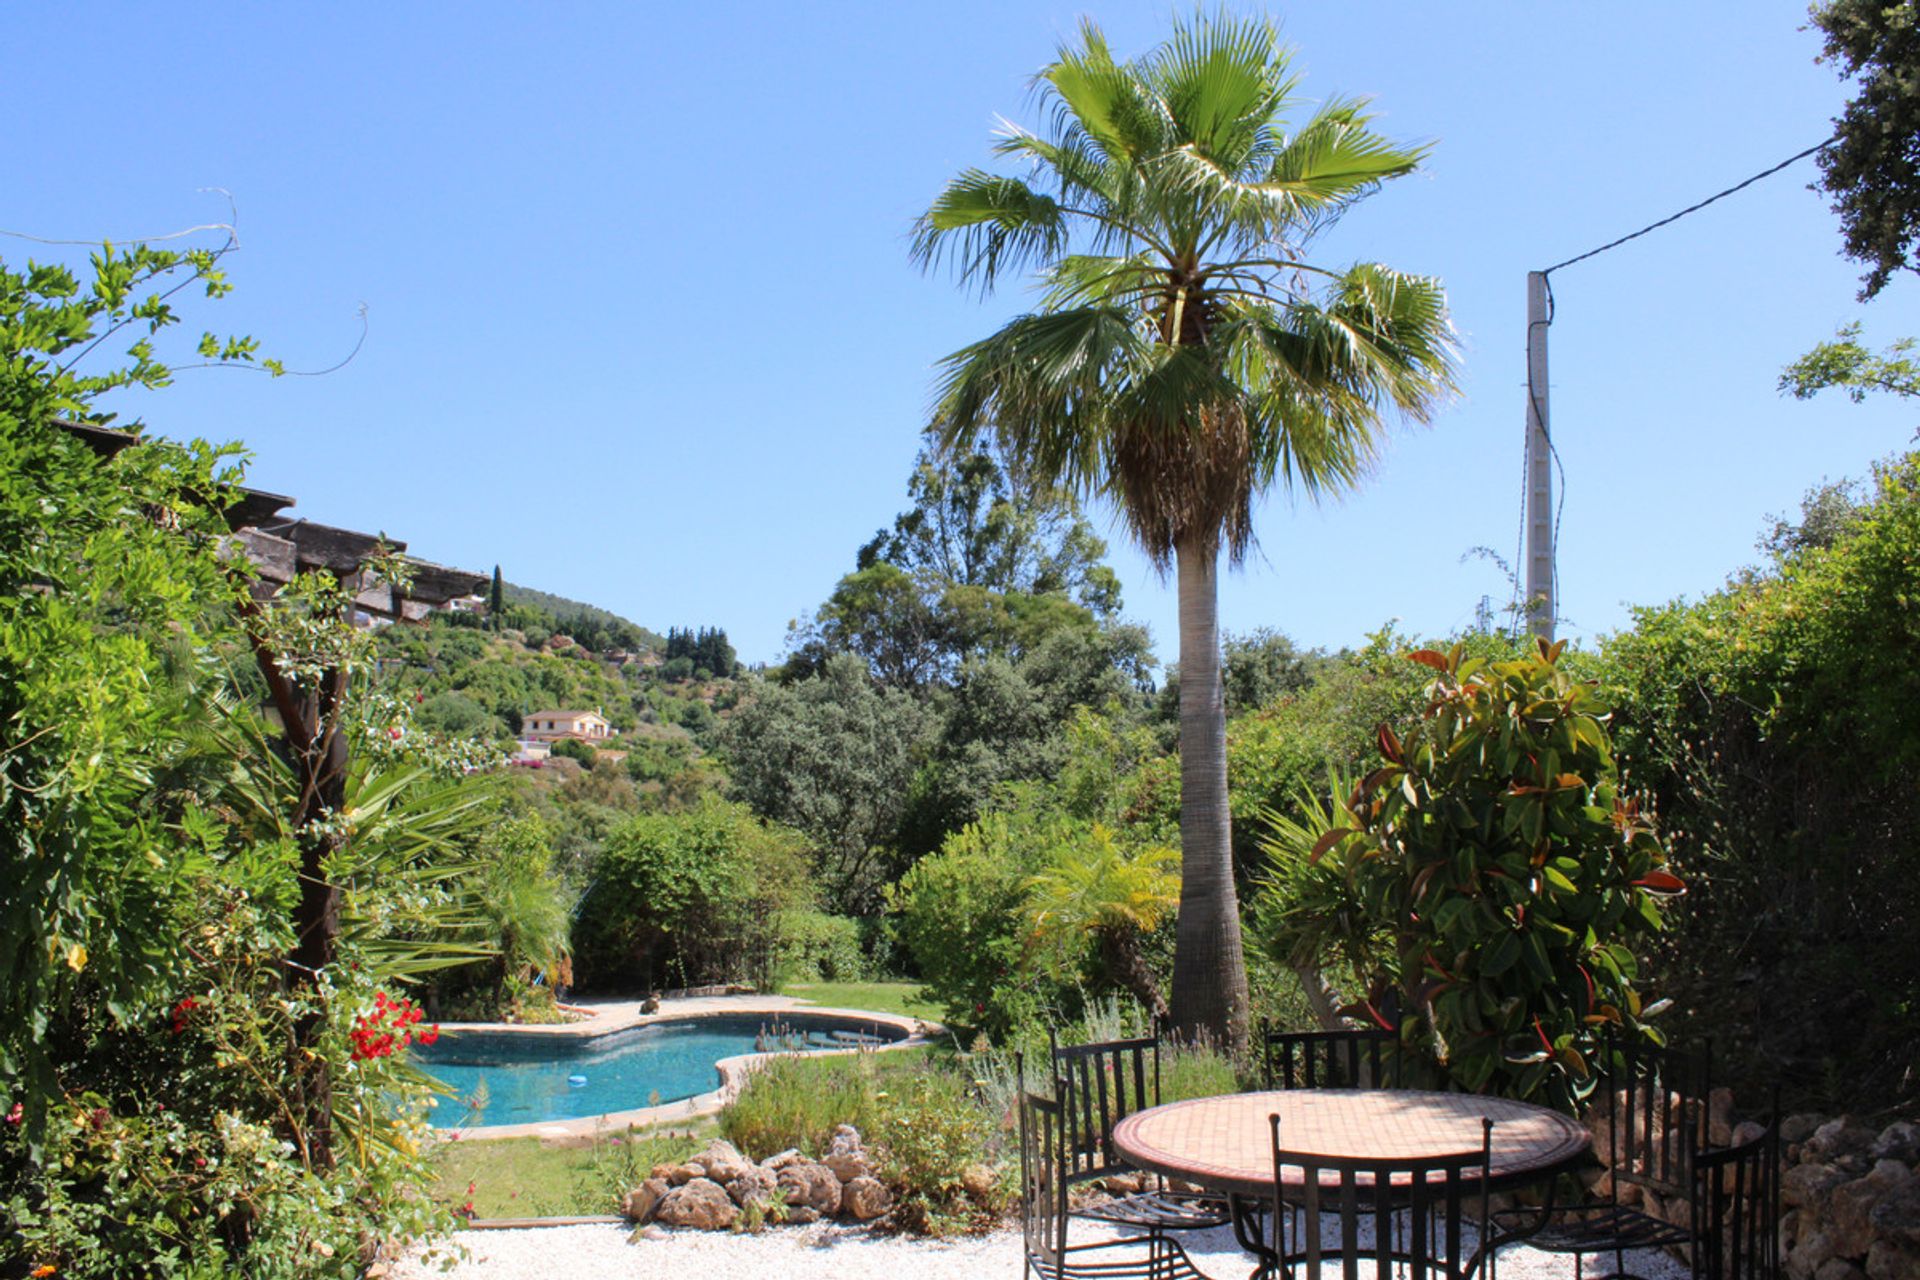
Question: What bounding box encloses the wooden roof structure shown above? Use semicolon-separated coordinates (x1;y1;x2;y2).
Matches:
57;420;486;617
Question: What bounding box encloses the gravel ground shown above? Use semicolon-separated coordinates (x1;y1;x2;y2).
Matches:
394;1218;1689;1279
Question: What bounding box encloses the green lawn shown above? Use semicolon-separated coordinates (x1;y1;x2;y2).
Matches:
778;979;943;1023
428;1127;705;1219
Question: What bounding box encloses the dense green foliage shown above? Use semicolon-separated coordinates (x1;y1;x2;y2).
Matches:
1810;0;1920;300
1256;645;1676;1110
1600;454;1920;1108
498;581;663;653
570;796;812;992
0;240;525;1274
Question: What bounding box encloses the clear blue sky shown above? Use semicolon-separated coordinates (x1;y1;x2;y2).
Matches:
9;2;1916;666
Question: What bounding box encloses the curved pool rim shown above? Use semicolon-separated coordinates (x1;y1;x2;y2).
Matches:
421;998;939;1140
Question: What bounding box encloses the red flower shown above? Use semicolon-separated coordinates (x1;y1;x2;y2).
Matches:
5;1102;22;1125
169;996;199;1035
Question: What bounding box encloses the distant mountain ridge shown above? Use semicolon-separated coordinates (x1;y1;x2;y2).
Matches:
501;582;666;652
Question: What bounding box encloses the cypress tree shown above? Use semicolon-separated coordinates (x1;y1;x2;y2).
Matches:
488;565;504;629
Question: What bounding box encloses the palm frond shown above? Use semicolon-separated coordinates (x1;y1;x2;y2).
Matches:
933;306;1155;494
1145;11;1294;171
911;170;1068;293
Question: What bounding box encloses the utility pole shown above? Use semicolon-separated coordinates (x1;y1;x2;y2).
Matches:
1525;271;1554;640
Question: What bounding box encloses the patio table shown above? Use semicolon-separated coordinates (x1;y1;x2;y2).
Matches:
1111;1089;1590;1277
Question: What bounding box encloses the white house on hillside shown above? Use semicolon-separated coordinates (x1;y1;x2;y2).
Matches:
522;709;612;743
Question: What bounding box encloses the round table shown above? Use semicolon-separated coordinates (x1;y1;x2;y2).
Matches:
1112;1089;1590;1200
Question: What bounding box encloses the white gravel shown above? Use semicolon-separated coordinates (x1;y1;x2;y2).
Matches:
394;1218;1689;1279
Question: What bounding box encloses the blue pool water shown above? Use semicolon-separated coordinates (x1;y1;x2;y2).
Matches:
414;1015;891;1128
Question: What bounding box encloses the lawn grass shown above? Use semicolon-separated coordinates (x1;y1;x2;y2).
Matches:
427;1125;705;1219
777;979;943;1023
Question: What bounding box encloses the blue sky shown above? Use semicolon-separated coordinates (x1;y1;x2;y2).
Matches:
8;2;1916;666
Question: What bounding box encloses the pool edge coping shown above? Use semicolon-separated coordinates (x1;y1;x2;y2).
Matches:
428;998;945;1141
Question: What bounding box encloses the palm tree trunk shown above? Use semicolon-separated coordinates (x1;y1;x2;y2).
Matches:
1168;536;1250;1054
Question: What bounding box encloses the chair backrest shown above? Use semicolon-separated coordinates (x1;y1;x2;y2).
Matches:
1269;1112;1493;1280
1018;1085;1070;1275
1600;1032;1712;1199
1050;1029;1159;1184
1261;1024;1400;1091
1690;1119;1780;1280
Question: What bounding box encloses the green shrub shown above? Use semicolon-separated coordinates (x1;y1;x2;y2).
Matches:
1256;643;1676;1110
1598;453;1920;1108
719;1052;889;1160
777;910;868;983
572;797;812;992
888;811;1062;1037
550;737;598;768
868;1072;1002;1233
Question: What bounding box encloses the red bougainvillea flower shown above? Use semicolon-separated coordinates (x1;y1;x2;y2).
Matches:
349;991;440;1061
169;996;198;1035
5;1102;23;1125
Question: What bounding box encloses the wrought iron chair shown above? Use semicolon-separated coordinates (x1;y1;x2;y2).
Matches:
1267;1111;1496;1280
1491;1035;1718;1280
1259;1023;1404;1091
1019;1085;1217;1280
1036;1035;1232;1236
1690;1117;1780;1280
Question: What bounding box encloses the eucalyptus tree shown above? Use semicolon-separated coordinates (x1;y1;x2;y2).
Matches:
913;14;1456;1048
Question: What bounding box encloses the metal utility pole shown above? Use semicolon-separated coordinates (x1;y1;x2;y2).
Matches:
1524;271;1554;640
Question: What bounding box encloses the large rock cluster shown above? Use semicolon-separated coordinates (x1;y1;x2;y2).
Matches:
623;1127;894;1232
1780;1115;1920;1280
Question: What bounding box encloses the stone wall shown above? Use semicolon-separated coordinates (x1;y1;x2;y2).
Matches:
1779;1115;1919;1280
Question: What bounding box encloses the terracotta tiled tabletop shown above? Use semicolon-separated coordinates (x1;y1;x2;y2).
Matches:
1111;1090;1590;1199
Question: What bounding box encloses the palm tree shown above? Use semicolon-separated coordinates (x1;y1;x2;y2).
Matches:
913;14;1456;1050
1027;825;1180;1023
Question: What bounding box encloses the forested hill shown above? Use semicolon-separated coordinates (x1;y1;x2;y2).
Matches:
501;581;665;652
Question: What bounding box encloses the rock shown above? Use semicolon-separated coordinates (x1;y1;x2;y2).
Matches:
1709;1087;1737;1147
782;1205;821;1225
823;1125;873;1183
622;1176;671;1223
1788;1163;1854;1213
1811;1120;1882;1166
1792;1231;1839;1280
1816;1260;1868;1280
651;1161;703;1187
1786;1115;1829;1146
641;994;661;1014
1833;1162;1916;1259
825;1150;873;1183
691;1139;752;1185
961;1164;997;1203
1103;1173;1146;1196
1866;1240;1920;1280
1874;1177;1920;1246
725;1166;780;1211
1733;1119;1769;1147
843;1176;894;1221
777;1161;842;1216
1873;1125;1920;1168
654;1177;739;1230
639;1225;668;1241
764;1148;805;1170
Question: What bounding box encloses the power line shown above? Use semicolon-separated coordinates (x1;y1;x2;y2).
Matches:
1516;136;1838;638
1543;136;1837;277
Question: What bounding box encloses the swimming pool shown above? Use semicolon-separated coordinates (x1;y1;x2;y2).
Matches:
414;1014;900;1129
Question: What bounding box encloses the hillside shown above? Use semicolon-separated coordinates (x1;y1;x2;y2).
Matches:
500;581;666;653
